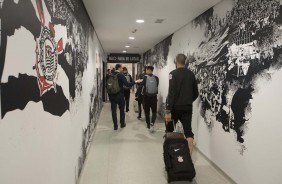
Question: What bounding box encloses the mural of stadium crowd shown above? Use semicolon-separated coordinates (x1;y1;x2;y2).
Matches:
143;34;174;118
144;0;282;147
143;34;173;69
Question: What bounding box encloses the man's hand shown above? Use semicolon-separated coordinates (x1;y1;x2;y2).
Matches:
165;112;172;124
135;79;143;83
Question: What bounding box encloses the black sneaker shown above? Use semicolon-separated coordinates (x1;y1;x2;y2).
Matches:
147;124;150;129
137;116;141;120
114;127;118;130
121;124;126;128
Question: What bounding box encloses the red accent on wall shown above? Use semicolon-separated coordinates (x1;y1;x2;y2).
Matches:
36;0;45;26
49;22;55;37
57;38;64;53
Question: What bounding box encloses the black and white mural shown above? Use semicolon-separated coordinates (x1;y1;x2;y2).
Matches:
143;34;174;118
143;34;173;69
144;0;282;154
0;0;95;116
0;0;103;183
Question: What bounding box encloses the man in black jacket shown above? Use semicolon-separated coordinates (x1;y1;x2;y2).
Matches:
165;54;199;156
105;69;112;101
135;68;146;119
109;64;142;130
106;69;111;81
122;67;133;112
139;66;159;132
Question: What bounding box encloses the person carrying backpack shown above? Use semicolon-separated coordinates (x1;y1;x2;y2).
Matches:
139;66;159;132
122;67;133;112
135;68;146;119
106;69;111;81
107;64;142;130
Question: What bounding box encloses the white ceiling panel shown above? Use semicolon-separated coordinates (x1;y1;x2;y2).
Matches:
83;0;222;54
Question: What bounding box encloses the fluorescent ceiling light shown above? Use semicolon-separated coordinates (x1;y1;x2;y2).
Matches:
122;50;127;53
129;37;135;40
136;19;144;23
125;45;130;48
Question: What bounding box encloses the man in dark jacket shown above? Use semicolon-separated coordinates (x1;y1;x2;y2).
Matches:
122;67;133;112
109;64;142;130
135;68;146;119
165;54;199;156
139;66;159;132
105;69;112;101
106;69;111;81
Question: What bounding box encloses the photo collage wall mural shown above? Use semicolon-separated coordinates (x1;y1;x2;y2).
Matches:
144;0;282;154
0;0;103;183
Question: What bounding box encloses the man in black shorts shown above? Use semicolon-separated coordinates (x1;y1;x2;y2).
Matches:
165;54;199;156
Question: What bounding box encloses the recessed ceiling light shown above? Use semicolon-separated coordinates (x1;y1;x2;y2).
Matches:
129;37;135;40
136;19;144;23
125;45;130;48
122;50;127;53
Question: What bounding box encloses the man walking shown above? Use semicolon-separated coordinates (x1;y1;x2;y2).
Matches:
107;64;141;130
135;68;146;119
105;69;112;101
165;54;199;156
122;67;133;112
139;66;159;132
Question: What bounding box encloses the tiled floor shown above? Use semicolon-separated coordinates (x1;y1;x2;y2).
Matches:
79;96;235;184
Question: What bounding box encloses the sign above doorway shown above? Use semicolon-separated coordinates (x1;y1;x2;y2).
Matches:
107;53;141;63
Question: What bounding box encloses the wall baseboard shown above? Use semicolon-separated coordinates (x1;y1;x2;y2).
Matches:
194;147;237;184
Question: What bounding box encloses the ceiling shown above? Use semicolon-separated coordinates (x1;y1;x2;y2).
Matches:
83;0;222;54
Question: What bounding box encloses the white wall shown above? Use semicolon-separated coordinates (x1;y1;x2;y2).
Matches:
144;0;282;183
0;1;104;184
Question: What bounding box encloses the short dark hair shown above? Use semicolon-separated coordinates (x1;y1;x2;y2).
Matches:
107;69;111;72
176;54;187;65
145;65;154;71
123;67;128;71
115;64;122;70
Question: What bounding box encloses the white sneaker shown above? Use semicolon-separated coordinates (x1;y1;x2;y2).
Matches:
150;123;154;133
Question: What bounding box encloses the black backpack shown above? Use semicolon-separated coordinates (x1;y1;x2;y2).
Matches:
107;74;120;94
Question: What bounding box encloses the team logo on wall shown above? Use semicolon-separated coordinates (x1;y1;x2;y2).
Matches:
33;0;63;95
0;0;72;118
0;0;101;182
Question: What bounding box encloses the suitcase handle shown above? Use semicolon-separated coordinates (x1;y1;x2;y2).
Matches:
172;120;176;132
163;120;175;139
172;120;183;133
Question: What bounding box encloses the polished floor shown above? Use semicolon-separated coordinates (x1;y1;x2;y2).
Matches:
79;95;235;184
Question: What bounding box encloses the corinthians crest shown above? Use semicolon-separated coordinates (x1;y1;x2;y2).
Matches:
33;0;63;96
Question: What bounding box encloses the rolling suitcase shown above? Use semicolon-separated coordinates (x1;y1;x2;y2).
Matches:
163;121;196;183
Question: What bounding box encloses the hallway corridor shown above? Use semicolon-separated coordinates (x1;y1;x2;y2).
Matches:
79;95;235;184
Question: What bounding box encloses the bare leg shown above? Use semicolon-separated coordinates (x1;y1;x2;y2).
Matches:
187;137;194;156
